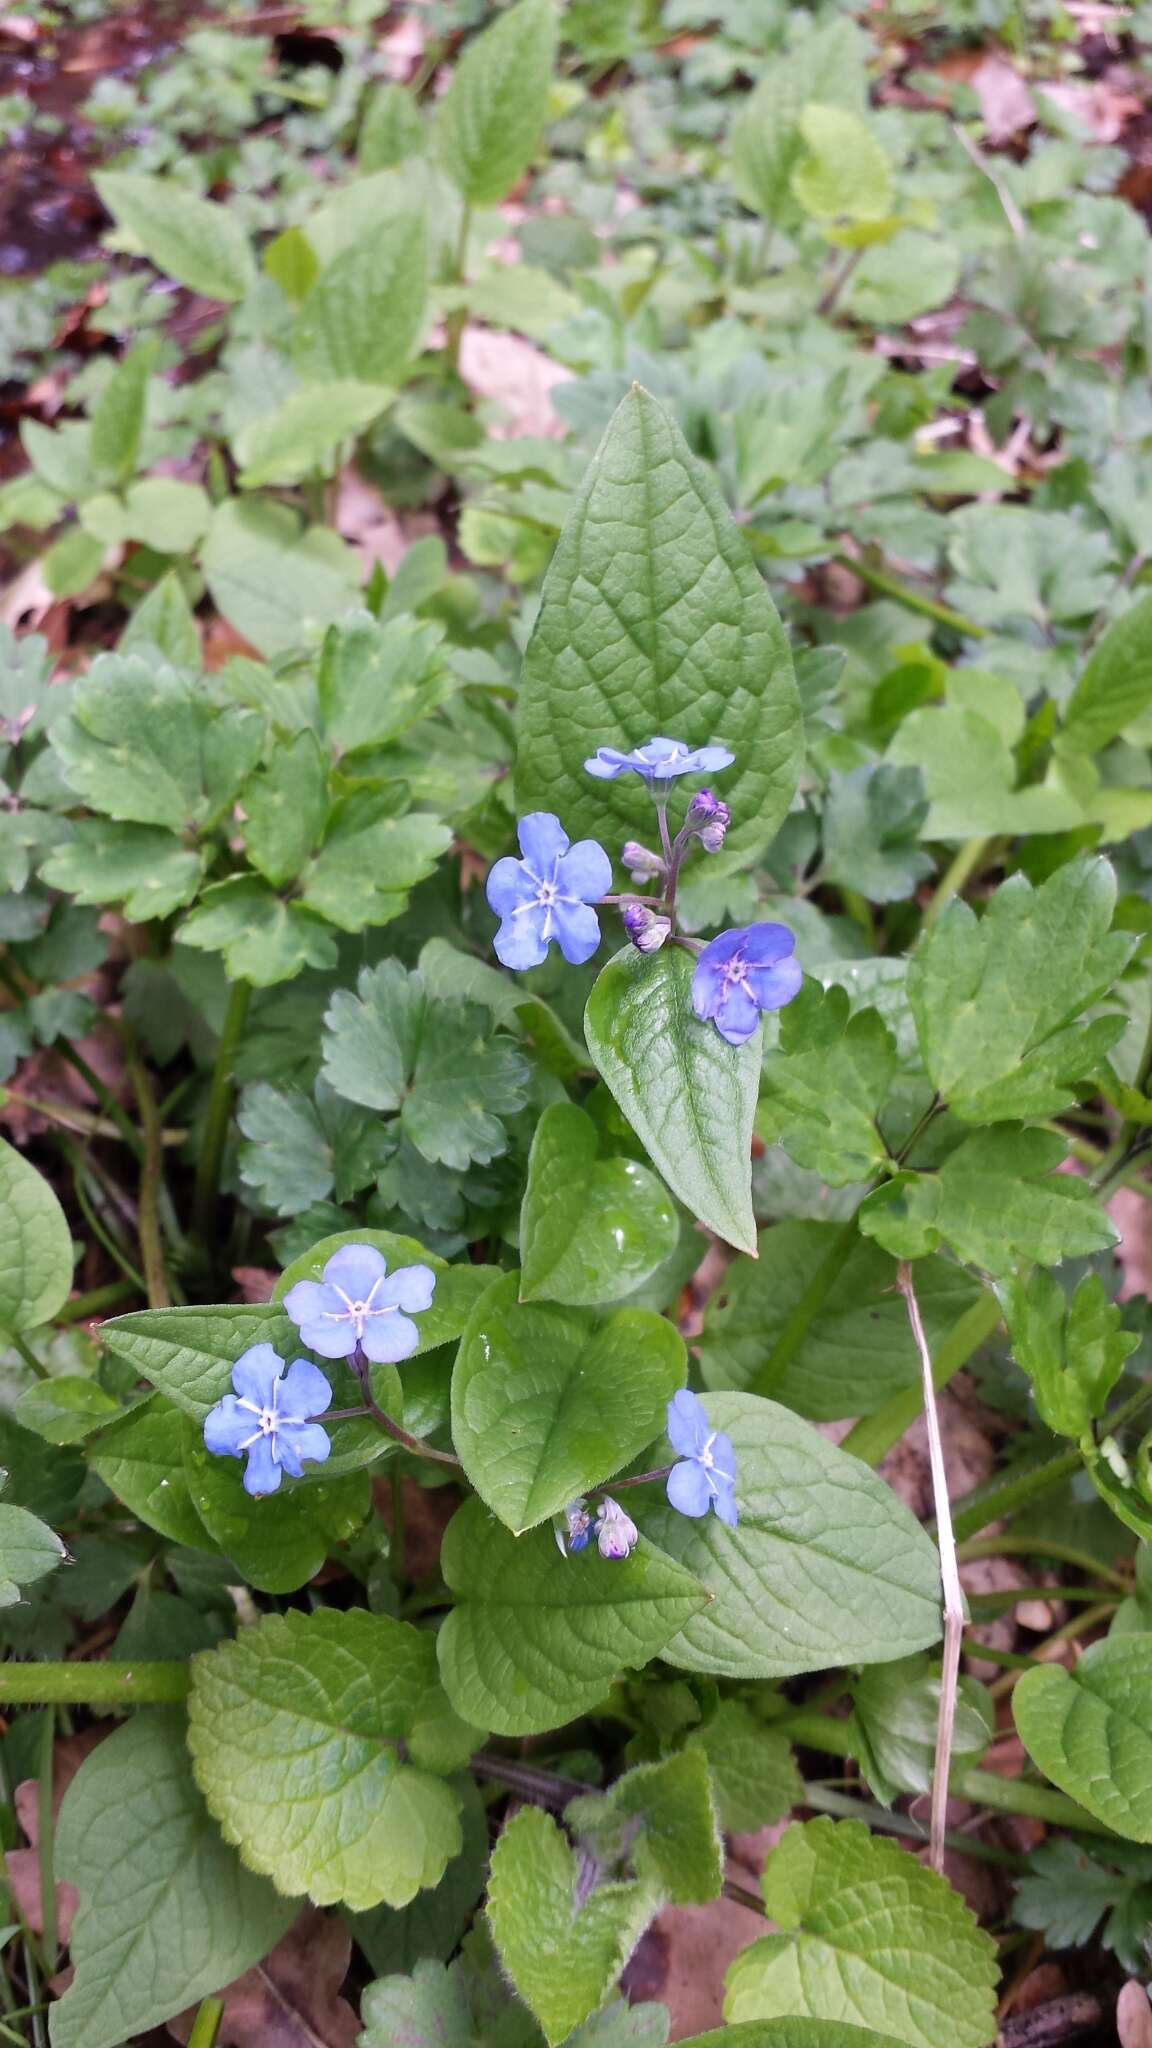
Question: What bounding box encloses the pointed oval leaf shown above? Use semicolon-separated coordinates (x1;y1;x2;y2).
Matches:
435;0;557;205
95;171;255;302
0;1136;73;1333
1014;1636;1152;1841
520;1101;678;1305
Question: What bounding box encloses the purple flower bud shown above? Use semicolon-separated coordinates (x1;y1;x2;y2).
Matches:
621;901;672;954
687;789;730;853
595;1496;638;1560
555;1498;593;1555
622;841;666;883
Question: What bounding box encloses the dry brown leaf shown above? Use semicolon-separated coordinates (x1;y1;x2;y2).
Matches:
458;326;573;439
971;55;1036;142
168;1907;357;2048
1119;1983;1152;2048
231;1267;278;1305
6;1729;107;1943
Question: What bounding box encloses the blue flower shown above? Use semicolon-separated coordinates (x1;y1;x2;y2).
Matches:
203;1343;332;1498
584;736;735;784
665;1389;737;1527
594;1496;638;1559
283;1242;436;1363
555;1498;593;1556
487;812;611;971
691;922;802;1046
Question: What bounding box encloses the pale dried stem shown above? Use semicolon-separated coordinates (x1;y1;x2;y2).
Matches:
898;1259;964;1874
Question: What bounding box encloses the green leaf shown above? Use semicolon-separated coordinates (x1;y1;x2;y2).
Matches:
487;1806;654;2044
858;1128;1118;1276
95;170;255;301
820;765;933;905
300;791;451;934
682;2029;907;2048
757;985;897;1187
0;1136;73;1333
847;232;960;325
294;212;427;384
13;1374;122;1447
568;1748;723;1905
686;1701;802;1833
419;937;587;1080
321;960;530;1169
1000;1268;1138;1437
0;1501;65;1605
178;876;338;988
184;1432;371;1591
585;946;759;1256
887;704;1082;840
730;17;868;221
318;612;452;753
452;1271;684;1532
240;733;328;887
698;1223;980;1419
201;498;361;658
120;570;201;667
100;1302;307;1422
436;1495;708;1736
51;651;263;832
88;1396;217;1549
119;477;211;554
435;0;557;205
725;1819;998;2048
89;341;156;487
43;527;104;598
641;1394;942;1679
263;222;319;300
347;1773;489;1976
516;386;802;880
520;1101;678;1305
235;381;392;488
41;821;204;920
359;81;425;172
188;1608;465;1909
791;106;892;223
50;1711;296;2048
851;1657;993;1806
907;858;1133;1121
1061;592;1152;754
1015;1636;1152;1842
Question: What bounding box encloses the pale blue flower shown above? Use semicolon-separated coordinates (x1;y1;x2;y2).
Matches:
283;1242;436;1363
203;1343;332;1498
691;923;802;1046
665;1389;737;1526
584;736;734;784
487;812;611;970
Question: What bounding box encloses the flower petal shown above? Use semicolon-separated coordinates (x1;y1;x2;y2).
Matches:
361;1310;421;1364
708;1430;737;1483
747;956;804;1013
376;1262;437;1314
278;1358;333;1420
667;1387;709;1457
281;1278;333;1334
696;926;751;971
555;838;612;904
583;748;629;779
230;1343;285;1409
242;1434;281;1496
288;1313;358;1359
739;921;797;967
710;1475;739;1527
667;1459;712;1518
713;983;761;1045
486;855;538;919
690;744;735;774
552;899;602;966
321;1243;390;1300
517;811;569;874
275;1420;331;1477
203;1396;257;1458
494;906;551;971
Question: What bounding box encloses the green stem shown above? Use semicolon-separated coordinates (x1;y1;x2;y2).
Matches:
831;550;988;639
63;1147;147;1295
801;1783;1022;1866
955;1535;1131;1589
950;1380;1152;1544
841;1289;1002;1466
987;1600;1116;1700
187;1996;225;2048
55;1044;143;1159
130;1058;170;1309
56;1281;135;1323
2;1330;48;1382
444;202;473;373
193;980;251;1252
0;1662;190;1705
922;837;993;930
750;1214;861;1398
35;1713;56;1978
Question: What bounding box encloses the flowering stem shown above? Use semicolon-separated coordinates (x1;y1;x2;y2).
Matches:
193;978;251;1254
653;792;673;870
349;1351;461;1467
609;1465;672;1489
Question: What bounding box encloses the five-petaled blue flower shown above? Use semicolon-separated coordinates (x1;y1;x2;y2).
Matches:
691;922;802;1046
203;1343;332;1497
283;1243;436;1363
487;812;611;971
666;1389;738;1526
584;736;735;784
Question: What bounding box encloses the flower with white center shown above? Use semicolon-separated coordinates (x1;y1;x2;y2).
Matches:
584;735;735;785
486;811;612;971
202;1343;332;1497
665;1388;738;1526
282;1242;437;1363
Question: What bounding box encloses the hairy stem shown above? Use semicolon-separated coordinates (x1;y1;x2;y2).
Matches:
36;1711;56;1976
0;1662;191;1705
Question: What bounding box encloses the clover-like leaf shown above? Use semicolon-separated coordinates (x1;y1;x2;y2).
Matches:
859;1127;1118;1276
41;821;204;921
1000;1268;1138;1438
187;1609;466;1910
757;983;898;1187
178;876;339;987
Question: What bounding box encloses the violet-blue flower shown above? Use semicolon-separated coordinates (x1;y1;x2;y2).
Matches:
487;812;611;971
584;736;734;784
283;1242;436;1363
691;922;802;1046
555;1498;593;1556
665;1389;737;1527
203;1343;332;1498
594;1496;638;1559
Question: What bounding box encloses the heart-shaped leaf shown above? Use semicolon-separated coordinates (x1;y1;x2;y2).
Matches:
519;1100;678;1305
1014;1636;1152;1841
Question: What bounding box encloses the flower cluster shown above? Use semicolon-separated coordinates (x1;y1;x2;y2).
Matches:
202;1244;437;1495
485;734;803;1045
556;1391;738;1560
